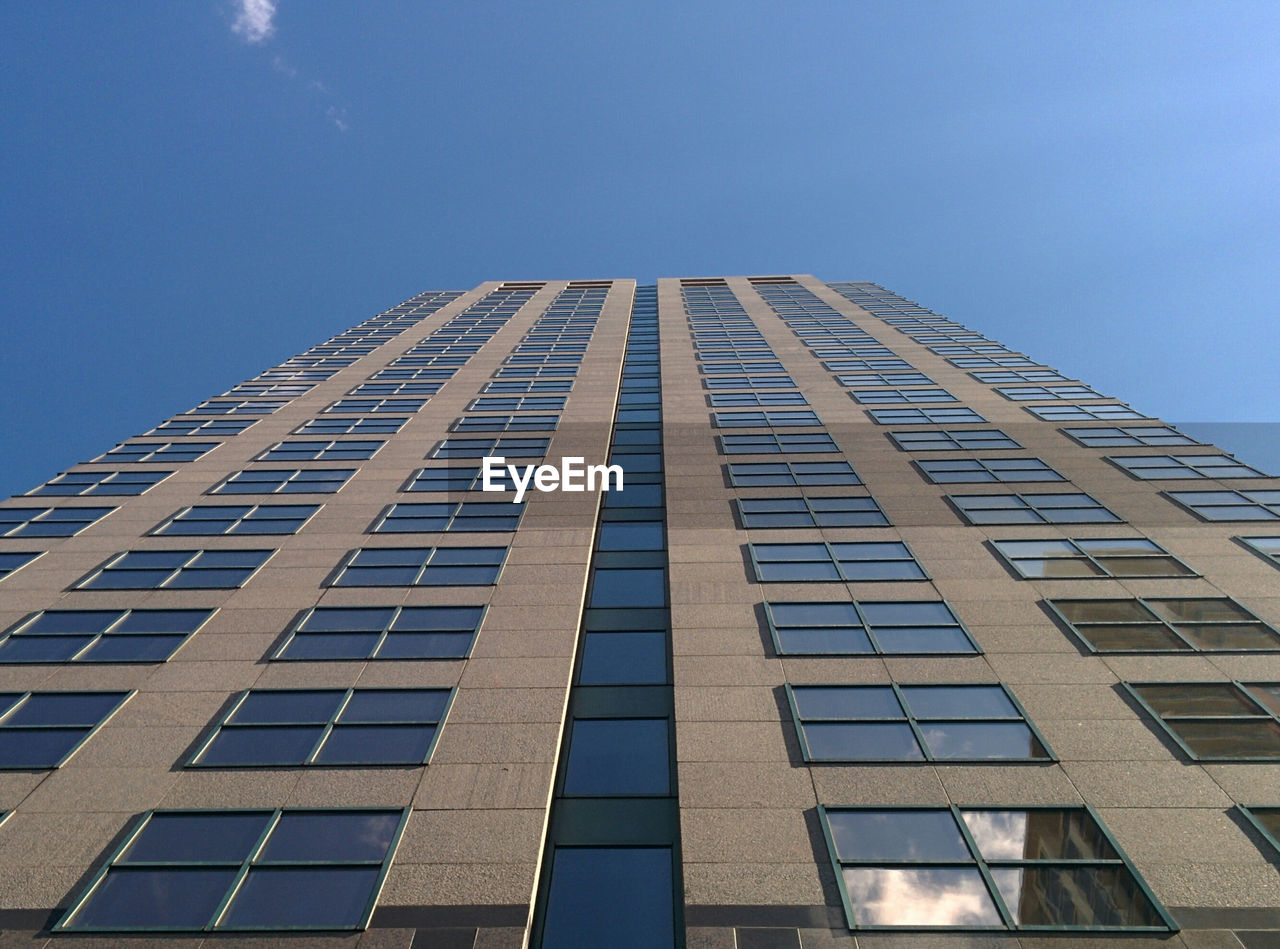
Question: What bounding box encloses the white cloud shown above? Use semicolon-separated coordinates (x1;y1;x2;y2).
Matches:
270;55;297;78
326;106;349;133
231;0;277;44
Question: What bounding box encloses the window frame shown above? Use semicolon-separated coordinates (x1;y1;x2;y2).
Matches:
76;549;276;591
726;460;862;488
787;682;1053;763
1106;453;1268;481
818;803;1175;932
1060;425;1201;449
0;550;44;583
26;469;173;497
273;604;486;662
915;457;1064;484
868;408;985;425
151;504;321;537
748;540;928;583
1238;535;1280;568
369;501;525;533
328;546;508;587
764;599;981;656
187;687;456;768
948;492;1121;525
55;806;411;933
1124;680;1280;762
1238;805;1280;859
990;537;1196;580
1165;489;1280;522
0;608;214;664
0;506;116;538
1048;596;1280;654
0;690;135;769
888;429;1021;452
736;495;888;529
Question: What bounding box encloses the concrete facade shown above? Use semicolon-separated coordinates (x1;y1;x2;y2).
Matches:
0;276;1276;947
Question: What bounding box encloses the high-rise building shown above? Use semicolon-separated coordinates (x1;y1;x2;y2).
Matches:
0;275;1277;949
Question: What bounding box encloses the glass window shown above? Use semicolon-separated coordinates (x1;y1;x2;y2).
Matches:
431;437;550;459
78;550;274;590
971;370;1070;383
57;808;408;932
0;550;42;582
1240;536;1280;567
791;683;1049;761
851;388;956;404
0;506;115;538
293;417;408;436
1026;404;1149;422
1108;454;1268;480
492;365;578;379
540;847;675;949
589;567;666;607
750;542;927;582
1239;806;1280;860
821;805;1171;930
1126;682;1280;760
348;381;442;397
929;344;1021;356
329;547;506;586
836;372;932;387
256;440;383;462
947;356;1041;369
1062;425;1199;448
992;538;1194;579
713;410;823;428
153;504;320;536
727;461;861;487
1050;597;1279;652
27;469;172;497
190;399;286;415
719;433;838;455
562;718;670;795
405;465;513;493
370;501;524;533
766;600;978;655
0;691;132;768
0;608;213;664
702;374;796;389
700;360;786;375
482;380;574;394
917;458;1063;484
451;414;560;433
325;398;425;414
147;418;257;437
889;429;1020;451
869;408;984;425
94;442;218;464
210;469;355;495
469;395;568;411
275;605;484;661
707;392;807;407
738;496;888;528
950;493;1120;525
996;385;1106;401
1166;490;1280;521
190;688;453;767
223;382;315;398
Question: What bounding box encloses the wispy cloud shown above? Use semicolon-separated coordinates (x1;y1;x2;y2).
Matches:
227;2;349;132
231;0;277;44
326;106;349;133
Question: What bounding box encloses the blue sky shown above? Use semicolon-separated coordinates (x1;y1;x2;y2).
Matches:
2;2;1278;499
